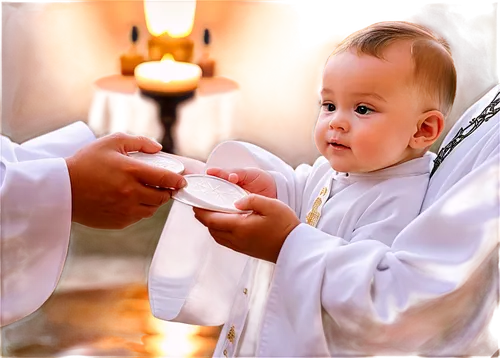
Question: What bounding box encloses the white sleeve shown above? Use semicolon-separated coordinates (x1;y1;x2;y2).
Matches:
270;159;319;216
0;121;95;326
5;121;96;160
259;153;499;356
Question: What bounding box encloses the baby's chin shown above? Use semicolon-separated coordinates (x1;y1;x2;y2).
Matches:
329;160;380;174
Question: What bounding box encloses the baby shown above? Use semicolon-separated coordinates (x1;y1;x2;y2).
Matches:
195;21;457;356
148;21;456;357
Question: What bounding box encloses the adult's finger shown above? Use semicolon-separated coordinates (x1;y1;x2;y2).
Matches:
135;164;187;189
105;133;162;154
193;207;242;232
136;184;173;206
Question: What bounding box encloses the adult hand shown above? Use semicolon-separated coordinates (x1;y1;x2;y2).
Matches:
206;167;277;198
66;133;187;229
193;194;300;262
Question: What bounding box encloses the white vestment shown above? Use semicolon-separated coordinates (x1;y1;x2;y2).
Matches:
149;84;500;356
0;121;95;326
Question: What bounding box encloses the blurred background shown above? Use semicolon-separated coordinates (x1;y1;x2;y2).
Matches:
1;0;498;357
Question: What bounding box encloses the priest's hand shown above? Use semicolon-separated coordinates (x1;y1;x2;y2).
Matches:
66;133;187;229
206;167;277;198
193;194;300;263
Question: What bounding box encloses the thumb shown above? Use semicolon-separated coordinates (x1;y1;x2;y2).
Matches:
234;194;276;214
116;134;162;154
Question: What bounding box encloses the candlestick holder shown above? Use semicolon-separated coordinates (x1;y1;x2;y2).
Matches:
139;90;195;153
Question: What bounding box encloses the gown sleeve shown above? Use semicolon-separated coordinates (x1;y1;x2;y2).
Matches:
0;121;95;326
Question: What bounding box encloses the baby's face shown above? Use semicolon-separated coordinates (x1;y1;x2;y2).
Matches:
315;42;424;173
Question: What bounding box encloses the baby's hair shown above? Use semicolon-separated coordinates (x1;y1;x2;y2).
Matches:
330;21;457;117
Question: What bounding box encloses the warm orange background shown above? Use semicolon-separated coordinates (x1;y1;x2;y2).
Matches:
2;1;498;163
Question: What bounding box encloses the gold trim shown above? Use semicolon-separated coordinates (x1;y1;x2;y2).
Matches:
227;325;236;343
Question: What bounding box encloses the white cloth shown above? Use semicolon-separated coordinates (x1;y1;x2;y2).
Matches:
0;121;95;326
149;89;500;356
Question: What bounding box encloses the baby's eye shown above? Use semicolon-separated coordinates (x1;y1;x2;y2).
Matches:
322;103;336;112
355;105;373;115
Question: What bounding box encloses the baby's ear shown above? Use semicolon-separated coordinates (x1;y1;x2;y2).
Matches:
410;110;444;149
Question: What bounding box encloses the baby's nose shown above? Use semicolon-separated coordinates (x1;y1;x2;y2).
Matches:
329;113;350;131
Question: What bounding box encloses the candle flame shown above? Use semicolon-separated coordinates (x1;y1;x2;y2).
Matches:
161;54;175;62
144;0;196;38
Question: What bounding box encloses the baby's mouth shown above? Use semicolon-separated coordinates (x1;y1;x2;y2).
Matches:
329;141;350;149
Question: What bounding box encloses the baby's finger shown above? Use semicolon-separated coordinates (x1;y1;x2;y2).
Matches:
228;173;240;184
206;167;231;180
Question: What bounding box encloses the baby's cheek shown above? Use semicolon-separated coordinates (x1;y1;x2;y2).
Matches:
313;132;328;155
356;135;381;155
357;138;394;169
313;122;326;140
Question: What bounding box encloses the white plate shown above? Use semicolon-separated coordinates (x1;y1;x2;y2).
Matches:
172;174;250;213
128;151;184;174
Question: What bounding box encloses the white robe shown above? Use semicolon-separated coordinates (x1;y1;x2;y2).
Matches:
0;121;95;326
218;151;434;357
149;84;500;356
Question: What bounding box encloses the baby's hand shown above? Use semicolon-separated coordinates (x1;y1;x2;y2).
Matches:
206;167;277;199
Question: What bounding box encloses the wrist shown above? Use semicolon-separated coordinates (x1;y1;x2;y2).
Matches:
283;217;300;247
64;156;74;185
269;217;300;263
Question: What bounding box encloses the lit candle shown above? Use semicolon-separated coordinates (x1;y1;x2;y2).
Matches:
134;56;202;94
